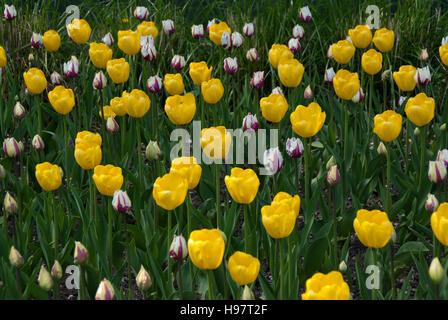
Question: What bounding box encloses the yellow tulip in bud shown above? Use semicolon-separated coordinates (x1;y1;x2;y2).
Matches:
165;93;196;125
290;102;326;138
164;73;185;96
372;28;395;53
23;68;47;95
146;141;161;160
302;271;350;300
241;285;255;300
333;69;360;100
278;58;305;88
188;228;225;270
224;168;260;204
38;265;54;291
361;49;383;75
228;251;260;286
393;65;417;92
136;265;152;291
153;172;188;211
259;93;288;123
353;209;393;248
201;79;224;104
348;25;372;49
4;192;18;214
331;40;355;64
189;61;212;86
9;246;24;267
42;30;61;52
339;261;347;273
170;157;202;190
377;141;387;156
404;93;435;127
373;110;402;142
48;86;75;115
429;257;444;285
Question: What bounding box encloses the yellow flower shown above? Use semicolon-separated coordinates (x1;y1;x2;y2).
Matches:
23;68;47;95
89;42;113;69
348;25;372;49
372;28;394;53
261;192;301;239
74;131;102;170
201;78;224;104
99;106;116;119
189;61;213;86
164;73;185;96
353;209;393;248
302;271;350;300
122;89;151;118
67;19;92;45
440;44;448;66
260;93;288;123
137;21;158;39
431;203;448;246
188;228;225;270
92;165;123;196
165;93;196;125
0;46;6;68
75;130;102;146
268;44;294;69
331;40;355;64
224;168;260;204
404;92;435;127
110;96;128;116
169;157;202;189
333;69;360;100
278;58;305;88
290;102;326;138
48;86;75;115
208;22;231;45
35;162;62;191
201;126;232;159
122;18;129;23
42;30;61;52
228;251;260;286
118;30;140;55
393;65;417;92
153;172;188;210
361;49;383;75
373;110;402;142
106;58;130;84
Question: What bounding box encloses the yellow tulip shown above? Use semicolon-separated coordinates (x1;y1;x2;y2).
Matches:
431;203;448;246
393;65;416;92
0;46;6;68
372;28;394;53
23;68;47;95
373;110;402;142
153;172;188;210
74;131;102;170
75;130;102;146
224;168;260;204
164;73;185;96
67;19;91;44
89;42;113;69
302;271;350;300
353;209;393;248
188;228;225;270
333;69;360;100
261;192;301;239
136;21;158;39
169;157;202;189
208;22;231;45
290;102;326;138
110;96;128;116
201;78;224;104
440;44;448;66
92;165;123;196
260;93;288;123
35;162;62;191
331;40;355;64
201;126;232;160
118;30;140;55
99;106;116;119
278;58;305;88
268;44;294;69
361;49;383;75
228;251;260;286
106;58;130;84
122;89;151;118
165;93;196;125
189;61;213;86
42;30;61;52
404;93;435;127
48;86;75;115
348;25;372;49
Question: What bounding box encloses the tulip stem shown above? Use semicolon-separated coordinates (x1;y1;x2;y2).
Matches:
215;163;221;229
244;204;249;253
167;211;173;291
136;119;144;189
389;242;396;300
36;95;42;134
63;116;70;188
123;214;132;300
418;126;426;194
294;159;299;194
207;270;214;300
121;117;127;159
304;138;311;205
331;186;338;268
279;239;284;299
372;248;378;300
108;200;113;274
287;235;293;299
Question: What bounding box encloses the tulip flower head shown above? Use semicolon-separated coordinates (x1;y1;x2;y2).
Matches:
201;78;224;104
118;30;140;55
221;31;232;49
146;141;161;160
246;48;259;62
106;58;130;84
189;61;213;85
429;258;444;284
106;117;119;134
201;126;232;160
324;67;336;83
228;251;260;286
431;203;448;246
428;161;447;183
188;228;225;270
393;65;417;92
23;68;47;94
286;137;304;158
67;19;92;44
164;73;185;96
136;266;152;291
32;134;45;151
209;21;231;45
293;24;305;39
250;71;264;88
414;66;431;85
93;71;107;90
74;241;88;265
48;86;75;115
74;131;102;170
420;48;429;61
224;57;238;75
170;234;188;260
373;110;402;142
243;22;255;37
331;40;355;64
137;21;158;39
242;285;255;300
4;192;18;214
51;260;63;281
165;93;196;125
348;25;372;49
437;149;448;169
50;71;62;85
35;162;62;191
153;172;188;210
260;93;288;123
102;32;114;46
207;19;217;34
440;42;448;66
261;192;301;238
147;75;163;93
162;19;175;35
327;165;341;186
299;6;312;22
3;4;16;20
278;58;305;88
333;69;360;100
302;271;350;300
225;168;260;204
38;265;54;291
112;190;132;214
169;156;202;189
353;209;393;248
171;55;186;71
134;6;148;20
30;33;43;49
89;42;113;69
425;193;439;212
3;137;20;158
13;102;25;119
95;279;115;300
122;89;151;118
191;24;204;39
242;113;259;132
93;165;124;196
268;44;293;69
263;147;284;175
372;28;395;52
361;49;383;75
351;88;365;103
288;38;301;53
63;56;79;78
231;32;243;48
9;246;24;267
404;93;435;127
290;102;326;138
0;45;5;68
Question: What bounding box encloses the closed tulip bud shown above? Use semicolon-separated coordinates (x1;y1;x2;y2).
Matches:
327;165;340;186
231;32;243;48
327;45;333;59
3;4;16;20
429;257;444;285
339;261;347;273
286;137;304;158
437;149;448;168
351;88;365;103
241;285;255;300
134;6;148;20
377;142;387;156
354;209;393;248
4;192;18;214
92;71;107;90
162;19;175;35
32;134;45;151
171;55;185;71
147;75;163;93
102;32;114;46
414;66;431;85
288;38;301;54
51;260;63;280
170;234;188;260
398;95;407;107
442;123;447;131
250;71;264;88
420;48;429;61
74;241;88;265
224;57;238;75
106;117;119;134
293;24;305;39
3;137;20;158
425;193;439;212
63;56;79;78
414;127;420;137
246;48;259;62
272;86;284;96
38;265;54;291
191;24;204;39
0;165;6;180
136;265;152;291
28;53;34;62
95;279;115;300
18;141;24;153
207;19;217;34
13;102;25;119
381;69;391;81
299;6;312;22
146;141;161;160
324;67;336;83
50;71;62;85
428;161;447;183
263;147;284;175
326;156;336;170
304;85;313;99
112;190;132;214
225;168;260;204
243;23;255;37
242;113;259;132
221;31;232;49
9;246;24;267
67;19;91;44
30;32;43;49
